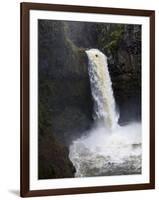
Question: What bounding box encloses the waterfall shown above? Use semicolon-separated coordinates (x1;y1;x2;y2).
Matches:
86;49;118;129
69;49;141;177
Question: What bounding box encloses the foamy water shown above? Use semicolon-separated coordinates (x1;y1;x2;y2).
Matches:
69;123;141;177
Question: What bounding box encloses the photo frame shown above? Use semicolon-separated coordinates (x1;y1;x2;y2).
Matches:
21;2;155;197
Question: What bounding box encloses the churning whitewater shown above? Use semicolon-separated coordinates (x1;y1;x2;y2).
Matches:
69;49;141;177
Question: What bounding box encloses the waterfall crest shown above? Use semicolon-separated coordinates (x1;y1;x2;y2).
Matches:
86;49;118;129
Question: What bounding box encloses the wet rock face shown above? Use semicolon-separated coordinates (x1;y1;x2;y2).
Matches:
38;133;76;179
107;25;141;123
38;20;94;145
38;20;94;179
83;23;141;123
46;78;94;145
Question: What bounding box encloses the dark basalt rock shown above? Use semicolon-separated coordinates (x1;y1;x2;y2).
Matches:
38;132;76;179
38;20;94;178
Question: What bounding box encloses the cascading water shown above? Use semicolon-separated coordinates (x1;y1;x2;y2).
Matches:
69;49;141;177
86;49;118;129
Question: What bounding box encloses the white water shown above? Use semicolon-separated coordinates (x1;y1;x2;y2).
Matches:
86;49;118;129
69;49;141;177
